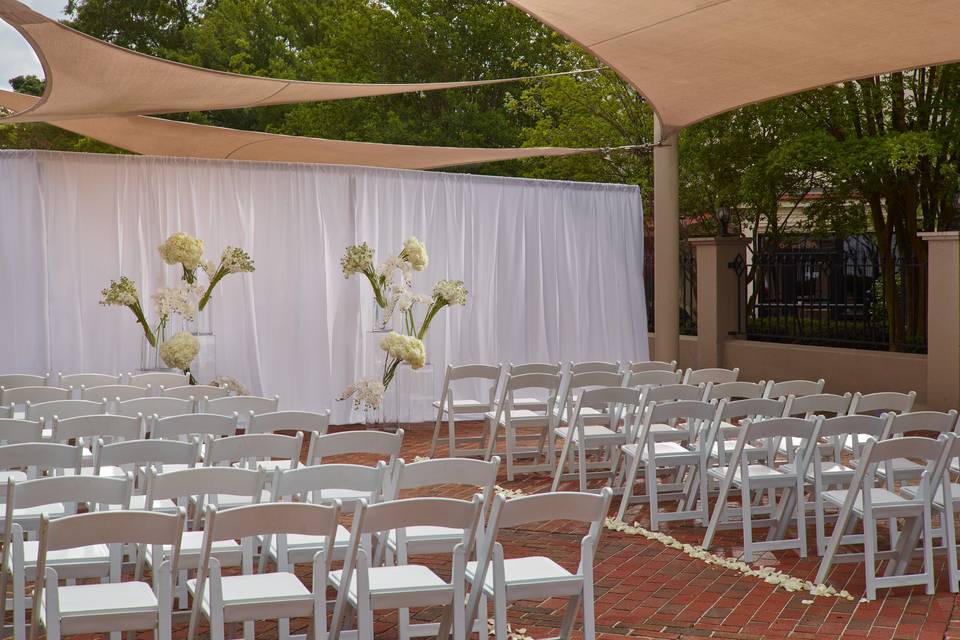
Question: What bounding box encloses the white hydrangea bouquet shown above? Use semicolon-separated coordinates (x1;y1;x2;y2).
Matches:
101;231;255;379
338;236;468;411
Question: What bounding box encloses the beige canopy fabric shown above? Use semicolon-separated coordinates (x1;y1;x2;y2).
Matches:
0;90;601;169
509;0;960;133
0;0;596;123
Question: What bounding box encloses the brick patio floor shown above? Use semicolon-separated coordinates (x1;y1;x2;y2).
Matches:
63;423;960;639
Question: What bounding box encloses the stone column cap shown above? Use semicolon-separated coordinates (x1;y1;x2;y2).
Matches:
919;231;960;242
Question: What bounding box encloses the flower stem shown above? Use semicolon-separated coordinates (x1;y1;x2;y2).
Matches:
383;357;402;389
199;267;226;311
130;302;157;347
362;269;387;308
416;301;446;341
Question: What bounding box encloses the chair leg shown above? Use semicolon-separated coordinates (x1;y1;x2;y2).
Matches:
477;593;489;640
448;411;458;457
863;510;878;601
505;425;515;481
577;438;589;492
946;504;959;593
582;581;596;640
551;436;573;492
397;608;411;640
796;482;808;558
558;594;582;640
429;412;443;458
243;620;254;640
278;617;291;640
13;565;24;640
923;504;936;595
493;582;508;640
741;480;754;563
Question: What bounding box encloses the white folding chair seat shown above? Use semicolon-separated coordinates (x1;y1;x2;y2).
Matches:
465;555;582;598
465;489;612;640
30;509;185;640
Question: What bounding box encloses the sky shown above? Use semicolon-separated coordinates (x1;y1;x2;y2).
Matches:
0;0;65;89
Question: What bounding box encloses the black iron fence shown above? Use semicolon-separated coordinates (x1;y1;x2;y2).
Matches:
730;250;927;353
644;253;697;335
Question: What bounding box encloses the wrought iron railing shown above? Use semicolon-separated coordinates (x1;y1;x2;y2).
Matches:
730;250;927;353
644;253;697;335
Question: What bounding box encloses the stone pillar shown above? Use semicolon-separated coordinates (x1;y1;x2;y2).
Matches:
689;236;750;370
921;231;960;410
653;115;680;363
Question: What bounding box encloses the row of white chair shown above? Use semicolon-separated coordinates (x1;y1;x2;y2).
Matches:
0;371;191;393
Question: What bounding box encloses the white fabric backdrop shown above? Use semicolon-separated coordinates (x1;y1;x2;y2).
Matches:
0;150;647;422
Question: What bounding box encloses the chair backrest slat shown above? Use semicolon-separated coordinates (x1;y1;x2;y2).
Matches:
24;399;106;422
247;410;330;435
765;378;825;399
629;360;677;373
683;367;739;385
2;386;69;407
309;429;403;465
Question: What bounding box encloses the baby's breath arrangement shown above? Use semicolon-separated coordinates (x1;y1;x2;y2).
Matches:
100;276;157;346
199;246;256;310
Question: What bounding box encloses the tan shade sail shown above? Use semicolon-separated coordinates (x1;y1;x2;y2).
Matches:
0;0;595;123
0;90;600;169
509;0;960;133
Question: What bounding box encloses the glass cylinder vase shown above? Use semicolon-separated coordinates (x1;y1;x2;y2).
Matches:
139;323;168;372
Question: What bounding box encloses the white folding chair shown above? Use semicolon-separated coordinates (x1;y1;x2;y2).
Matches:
331;495;483;640
308;428;404;469
621;369;682;390
430;364;502;458
386;456;500;638
141;467;265;608
80;384;148;405
92;438;200;509
703;416;823;562
499;362;562;411
161;384;228;404
57;373;120;393
682;367;739;385
1;387;69;412
848;390;917;416
0;443;81;484
127;371;189;390
201;395;279;430
23;400;108;441
203;432;303;485
704;380;767;402
29;509;185;640
465;489;613;640
152;413;238;442
629;360;677;373
247;410;330;468
1;475;132;640
266;462;387;565
815;435;948;600
701;397;789;468
115;397;194;424
484;372;561;480
570;361;622;375
188;502;340;640
0;419;43;445
556;371;624;425
868;410;959;485
0;375;49;391
783;392;853;456
618;399;716;528
764;378;825;399
552;387;639;492
810;414;891;555
50;414;144;474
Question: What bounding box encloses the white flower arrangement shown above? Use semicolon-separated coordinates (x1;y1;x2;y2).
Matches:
338;235;467;413
198;246;256;310
337;377;386;410
209;376;249;396
101;233;256;378
100;276;156;346
158;232;204;283
159;331;200;373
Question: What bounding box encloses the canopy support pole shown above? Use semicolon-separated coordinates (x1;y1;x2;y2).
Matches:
653;115;680;364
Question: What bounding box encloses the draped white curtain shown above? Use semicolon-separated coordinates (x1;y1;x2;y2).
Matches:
0;150;647;422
